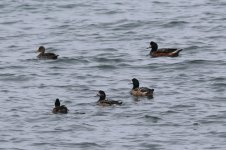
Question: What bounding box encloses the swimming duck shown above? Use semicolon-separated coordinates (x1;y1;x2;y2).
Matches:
52;98;68;114
97;90;123;106
131;78;154;97
147;41;182;57
37;46;59;59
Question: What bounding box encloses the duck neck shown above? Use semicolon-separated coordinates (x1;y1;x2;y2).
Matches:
99;95;106;101
55;100;60;107
151;43;158;52
133;82;139;89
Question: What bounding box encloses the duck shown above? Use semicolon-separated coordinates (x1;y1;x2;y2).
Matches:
131;78;154;97
37;46;59;59
97;90;123;106
147;41;182;57
52;98;68;114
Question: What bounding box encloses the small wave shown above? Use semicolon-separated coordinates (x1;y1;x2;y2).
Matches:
152;1;170;4
113;21;144;31
1;20;22;25
57;4;79;9
170;104;195;109
142;115;161;123
162;20;188;28
93;57;124;63
94;64;117;69
182;59;222;65
0;74;33;82
185;45;201;50
62;142;102;148
163;110;179;114
139;143;162;150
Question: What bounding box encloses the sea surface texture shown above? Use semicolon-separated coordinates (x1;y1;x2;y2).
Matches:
0;0;226;150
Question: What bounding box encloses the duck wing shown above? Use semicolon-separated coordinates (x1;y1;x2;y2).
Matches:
151;48;182;57
108;100;123;105
140;87;154;94
59;105;68;113
52;108;58;114
157;48;181;53
98;99;122;106
44;53;59;59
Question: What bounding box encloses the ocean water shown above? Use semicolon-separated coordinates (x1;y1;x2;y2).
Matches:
0;0;226;149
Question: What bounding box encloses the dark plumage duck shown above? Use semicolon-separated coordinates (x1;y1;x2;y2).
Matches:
52;98;68;114
147;41;182;57
131;78;154;97
97;90;123;106
37;46;59;59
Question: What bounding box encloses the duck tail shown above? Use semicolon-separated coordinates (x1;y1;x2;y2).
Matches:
171;49;182;57
175;49;183;54
148;89;154;94
113;100;123;105
53;55;59;59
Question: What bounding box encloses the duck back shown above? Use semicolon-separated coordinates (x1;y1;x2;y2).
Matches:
38;53;59;59
151;49;182;57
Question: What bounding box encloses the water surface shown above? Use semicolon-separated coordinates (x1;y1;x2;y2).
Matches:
0;0;226;150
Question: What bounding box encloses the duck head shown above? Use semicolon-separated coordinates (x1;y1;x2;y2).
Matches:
97;90;106;100
147;41;158;52
132;78;139;89
37;46;45;53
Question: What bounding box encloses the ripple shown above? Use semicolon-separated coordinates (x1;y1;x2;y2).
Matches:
142;115;162;123
162;21;189;28
1;0;226;150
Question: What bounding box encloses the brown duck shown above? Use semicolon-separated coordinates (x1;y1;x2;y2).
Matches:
97;90;123;106
52;98;68;114
131;78;154;97
37;46;59;59
147;41;182;57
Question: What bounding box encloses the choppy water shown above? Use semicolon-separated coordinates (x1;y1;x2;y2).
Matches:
0;0;226;149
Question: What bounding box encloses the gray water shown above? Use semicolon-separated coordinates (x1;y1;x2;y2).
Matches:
0;0;226;149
